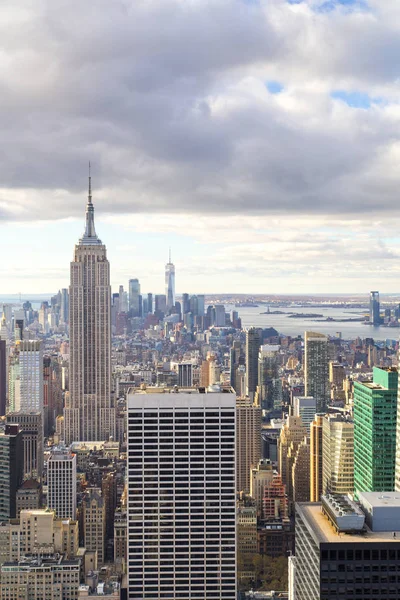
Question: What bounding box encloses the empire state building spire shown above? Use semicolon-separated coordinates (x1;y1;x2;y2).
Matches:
79;164;102;245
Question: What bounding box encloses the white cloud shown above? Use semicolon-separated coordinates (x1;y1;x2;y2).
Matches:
0;0;399;293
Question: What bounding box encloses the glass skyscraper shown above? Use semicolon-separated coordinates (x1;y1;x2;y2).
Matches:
354;366;397;494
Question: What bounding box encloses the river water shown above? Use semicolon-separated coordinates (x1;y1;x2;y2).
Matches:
233;305;398;342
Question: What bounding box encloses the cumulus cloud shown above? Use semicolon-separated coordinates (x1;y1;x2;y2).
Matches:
0;0;399;223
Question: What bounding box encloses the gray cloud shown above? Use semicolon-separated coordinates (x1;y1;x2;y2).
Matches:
1;0;400;221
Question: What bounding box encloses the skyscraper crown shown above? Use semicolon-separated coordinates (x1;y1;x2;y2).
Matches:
79;166;102;245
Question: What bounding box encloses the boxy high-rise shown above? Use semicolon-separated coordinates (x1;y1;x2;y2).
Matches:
127;387;236;600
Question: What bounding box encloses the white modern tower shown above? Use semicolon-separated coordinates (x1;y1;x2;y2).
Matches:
47;450;77;519
127;387;237;599
165;249;175;310
64;173;115;443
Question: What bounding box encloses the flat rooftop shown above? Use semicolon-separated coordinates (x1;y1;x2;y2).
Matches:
297;503;400;545
128;387;235;409
360;381;386;390
358;492;400;508
127;386;234;395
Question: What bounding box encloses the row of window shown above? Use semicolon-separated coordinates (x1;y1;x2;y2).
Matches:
322;549;400;561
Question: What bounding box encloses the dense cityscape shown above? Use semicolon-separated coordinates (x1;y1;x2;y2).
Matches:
0;181;398;599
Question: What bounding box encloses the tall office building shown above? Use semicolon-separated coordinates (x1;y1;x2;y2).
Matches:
147;292;153;314
127;387;236;599
64;175;115;443
245;328;262;399
129;279;141;317
177;363;193;387
293;396;316;433
292;436;310;503
0;338;6;416
83;488;106;565
6;412;43;481
154;294;167;315
322;413;354;496
47;450;77;519
118;284;129;313
369;290;381;325
278;416;307;495
304;331;329;413
236;397;262;494
8;340;43;415
0;424;23;520
165;250;175;310
207;304;226;327
310;414;324;502
257;344;281;411
355;367;397;494
60;288;69;324
182;293;190;315
292;493;400;600
329;361;346;401
197;294;205;317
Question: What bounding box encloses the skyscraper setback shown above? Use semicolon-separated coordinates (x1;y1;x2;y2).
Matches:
64;175;115;443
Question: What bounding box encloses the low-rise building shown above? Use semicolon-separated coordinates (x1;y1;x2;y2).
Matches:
1;555;80;600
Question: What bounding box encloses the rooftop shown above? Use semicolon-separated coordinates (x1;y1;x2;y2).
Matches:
358;492;400;508
128;385;234;395
18;479;41;490
297;503;400;545
128;387;236;409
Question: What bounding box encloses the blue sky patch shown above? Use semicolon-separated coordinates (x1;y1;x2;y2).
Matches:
266;81;284;94
314;0;369;13
331;90;372;108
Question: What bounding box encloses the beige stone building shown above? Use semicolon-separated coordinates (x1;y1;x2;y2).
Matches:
16;480;41;516
310;414;324;502
250;459;274;517
236;397;262;494
0;555;80;600
292;436;310;503
114;510;126;570
278;416;307;495
83;488;106;565
0;509;78;564
237;501;257;582
64;177;115;443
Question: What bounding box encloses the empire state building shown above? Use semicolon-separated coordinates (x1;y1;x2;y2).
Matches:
64;176;115;443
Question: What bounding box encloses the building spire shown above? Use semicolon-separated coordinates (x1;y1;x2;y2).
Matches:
79;165;102;245
88;161;92;205
169;247;171;264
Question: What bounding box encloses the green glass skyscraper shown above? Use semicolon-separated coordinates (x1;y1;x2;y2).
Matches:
354;366;398;494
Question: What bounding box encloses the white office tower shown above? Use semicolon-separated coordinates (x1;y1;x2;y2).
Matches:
64;175;115;443
165;250;175;310
293;396;317;433
127;387;237;600
8;340;43;414
47;450;77;519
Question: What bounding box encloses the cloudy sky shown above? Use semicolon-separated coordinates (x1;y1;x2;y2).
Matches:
1;0;400;295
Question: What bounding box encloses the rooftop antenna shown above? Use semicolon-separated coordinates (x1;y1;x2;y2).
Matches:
169;247;171;263
88;161;92;204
